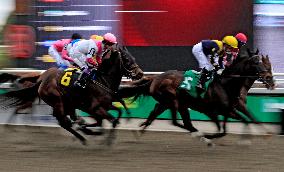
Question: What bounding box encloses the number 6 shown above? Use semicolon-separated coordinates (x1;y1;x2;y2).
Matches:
61;72;72;86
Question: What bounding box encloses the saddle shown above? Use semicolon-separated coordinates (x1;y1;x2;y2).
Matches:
179;70;214;98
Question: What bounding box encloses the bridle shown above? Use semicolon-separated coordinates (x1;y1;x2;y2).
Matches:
117;51;140;79
222;54;273;87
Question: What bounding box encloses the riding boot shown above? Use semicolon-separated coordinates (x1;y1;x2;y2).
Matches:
74;68;90;88
196;68;209;91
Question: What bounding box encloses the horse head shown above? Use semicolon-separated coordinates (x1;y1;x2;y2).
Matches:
99;45;143;81
244;53;275;90
116;45;143;80
222;49;276;92
258;55;276;89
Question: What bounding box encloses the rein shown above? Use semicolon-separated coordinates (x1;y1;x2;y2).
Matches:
119;55;139;78
222;75;260;78
92;79;117;95
91;50;137;95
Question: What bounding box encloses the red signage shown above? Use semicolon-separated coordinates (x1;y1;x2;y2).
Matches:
4;25;35;59
39;0;64;2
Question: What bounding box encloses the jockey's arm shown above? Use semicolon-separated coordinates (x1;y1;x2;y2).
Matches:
61;44;74;62
210;53;221;70
86;41;99;67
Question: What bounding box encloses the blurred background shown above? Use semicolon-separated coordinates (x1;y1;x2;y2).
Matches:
0;0;283;72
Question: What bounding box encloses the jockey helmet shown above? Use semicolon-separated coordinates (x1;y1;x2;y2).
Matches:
71;33;82;40
213;40;223;52
235;33;247;44
222;36;238;49
90;34;104;41
103;33;117;45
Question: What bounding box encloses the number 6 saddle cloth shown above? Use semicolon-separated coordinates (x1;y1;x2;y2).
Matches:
179;70;214;98
59;68;81;89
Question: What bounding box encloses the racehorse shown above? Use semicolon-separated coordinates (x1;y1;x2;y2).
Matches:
223;52;275;133
0;47;143;144
118;51;275;142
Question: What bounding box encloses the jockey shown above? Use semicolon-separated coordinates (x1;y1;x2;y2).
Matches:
48;33;82;69
192;39;223;90
62;34;103;67
221;35;239;67
70;33;117;88
235;32;247;48
90;34;104;41
235;32;248;59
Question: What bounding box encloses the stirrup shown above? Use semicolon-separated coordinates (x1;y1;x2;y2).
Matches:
74;81;86;89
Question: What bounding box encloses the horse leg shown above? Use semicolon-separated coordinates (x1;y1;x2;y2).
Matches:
232;109;254;140
92;107;119;146
140;103;167;132
236;101;270;134
110;105;123;122
178;106;199;133
117;99;131;116
53;105;87;145
203;113;224;139
170;99;190;131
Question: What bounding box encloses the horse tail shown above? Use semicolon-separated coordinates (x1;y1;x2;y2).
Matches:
0;73;19;83
119;76;153;101
17;74;41;84
0;81;41;110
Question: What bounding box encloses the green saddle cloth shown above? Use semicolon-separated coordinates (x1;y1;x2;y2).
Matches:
179;70;213;98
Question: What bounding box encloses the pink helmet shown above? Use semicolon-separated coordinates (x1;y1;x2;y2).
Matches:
235;33;247;43
103;33;117;44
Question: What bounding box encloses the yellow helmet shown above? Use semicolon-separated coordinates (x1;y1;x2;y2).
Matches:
90;34;104;41
222;36;238;49
213;40;223;52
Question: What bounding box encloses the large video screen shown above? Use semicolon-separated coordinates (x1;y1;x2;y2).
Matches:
120;0;253;46
6;0;253;71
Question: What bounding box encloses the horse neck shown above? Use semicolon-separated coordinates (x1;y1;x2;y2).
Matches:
99;73;122;91
97;60;123;91
221;59;252;98
242;77;256;92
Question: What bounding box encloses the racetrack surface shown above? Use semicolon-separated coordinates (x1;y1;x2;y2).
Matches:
0;125;283;172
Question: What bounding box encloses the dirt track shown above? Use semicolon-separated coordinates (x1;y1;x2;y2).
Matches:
0;125;283;172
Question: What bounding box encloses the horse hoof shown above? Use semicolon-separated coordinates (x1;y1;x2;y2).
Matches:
200;137;213;145
191;131;204;137
207;142;215;147
112;119;120;128
81;140;87;146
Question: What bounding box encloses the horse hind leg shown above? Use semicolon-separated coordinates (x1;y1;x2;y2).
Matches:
53;107;87;145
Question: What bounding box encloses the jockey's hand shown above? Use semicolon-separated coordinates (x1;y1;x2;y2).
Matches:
86;58;98;67
212;62;220;70
217;69;224;75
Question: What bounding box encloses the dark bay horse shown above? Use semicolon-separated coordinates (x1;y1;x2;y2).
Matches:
0;47;143;144
119;52;274;142
223;53;275;130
